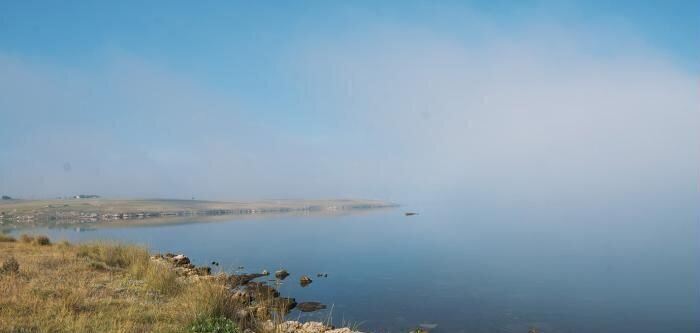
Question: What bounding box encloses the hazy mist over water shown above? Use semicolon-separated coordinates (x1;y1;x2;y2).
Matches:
1;3;698;205
1;2;699;332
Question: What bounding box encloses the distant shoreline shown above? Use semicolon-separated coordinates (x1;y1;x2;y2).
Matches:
0;198;398;228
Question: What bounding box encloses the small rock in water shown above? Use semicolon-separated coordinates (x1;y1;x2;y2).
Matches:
299;276;313;287
275;269;290;280
297;301;327;312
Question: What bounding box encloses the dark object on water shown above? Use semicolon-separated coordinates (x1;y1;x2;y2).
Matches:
211;261;219;266
299;276;313;287
405;212;418;216
275;269;290;280
297;301;327;312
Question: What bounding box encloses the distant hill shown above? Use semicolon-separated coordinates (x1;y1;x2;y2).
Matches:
0;198;397;227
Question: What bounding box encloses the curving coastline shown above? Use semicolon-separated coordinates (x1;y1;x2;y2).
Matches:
0;198;397;228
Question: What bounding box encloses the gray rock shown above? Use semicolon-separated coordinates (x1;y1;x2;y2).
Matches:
275;269;290;280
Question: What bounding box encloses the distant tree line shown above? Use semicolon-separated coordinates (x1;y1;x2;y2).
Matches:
1;195;12;200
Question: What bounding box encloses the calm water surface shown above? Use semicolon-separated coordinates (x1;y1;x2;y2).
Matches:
10;200;700;333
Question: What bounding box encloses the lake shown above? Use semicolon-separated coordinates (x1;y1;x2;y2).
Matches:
8;199;700;333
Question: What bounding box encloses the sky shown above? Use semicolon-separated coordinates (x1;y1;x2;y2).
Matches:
0;1;698;203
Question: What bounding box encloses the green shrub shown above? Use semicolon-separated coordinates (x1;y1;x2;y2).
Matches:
189;316;239;333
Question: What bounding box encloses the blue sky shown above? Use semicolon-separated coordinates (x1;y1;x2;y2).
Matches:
0;1;698;200
1;2;696;67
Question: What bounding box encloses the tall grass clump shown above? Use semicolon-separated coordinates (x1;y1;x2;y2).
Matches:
76;242;183;296
144;261;181;295
180;280;241;325
76;242;150;277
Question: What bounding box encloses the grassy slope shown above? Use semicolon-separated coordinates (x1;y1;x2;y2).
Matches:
0;236;237;333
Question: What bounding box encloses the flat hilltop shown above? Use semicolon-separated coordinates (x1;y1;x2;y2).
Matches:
0;198;396;226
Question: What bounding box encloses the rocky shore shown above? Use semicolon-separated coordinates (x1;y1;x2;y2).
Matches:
151;252;363;333
0;235;369;333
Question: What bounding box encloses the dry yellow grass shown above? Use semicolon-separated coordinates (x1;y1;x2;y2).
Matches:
0;237;240;333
